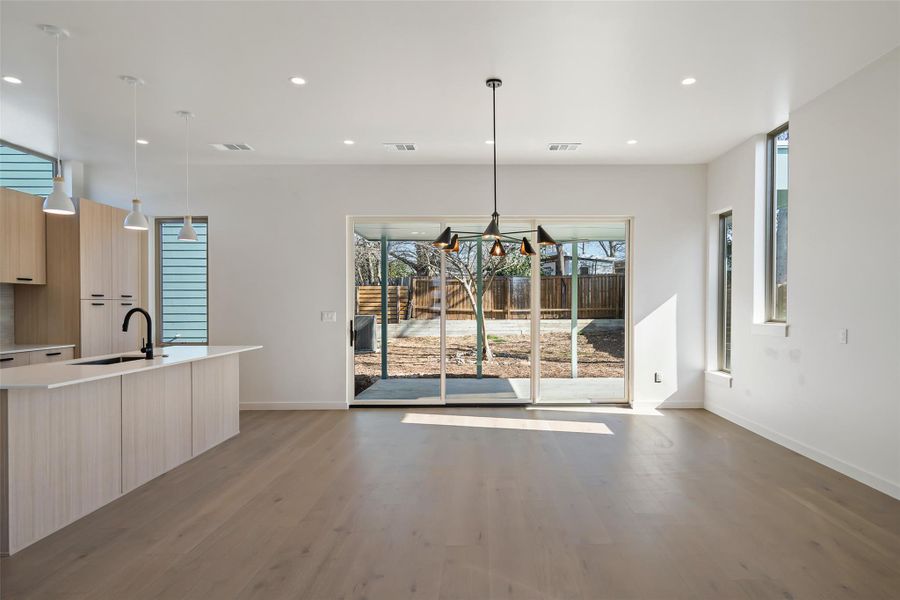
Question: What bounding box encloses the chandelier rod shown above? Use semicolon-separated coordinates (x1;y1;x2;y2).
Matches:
492;81;497;218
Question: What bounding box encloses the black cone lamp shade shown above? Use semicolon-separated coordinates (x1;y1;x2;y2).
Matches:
537;225;557;246
443;234;460;253
432;226;452;248
519;237;536;256
490;239;506;257
482;213;501;240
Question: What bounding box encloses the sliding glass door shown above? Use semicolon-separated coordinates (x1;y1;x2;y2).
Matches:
443;222;533;403
349;218;628;405
537;222;628;403
352;222;443;403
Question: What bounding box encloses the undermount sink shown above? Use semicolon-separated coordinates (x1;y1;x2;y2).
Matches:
73;355;147;366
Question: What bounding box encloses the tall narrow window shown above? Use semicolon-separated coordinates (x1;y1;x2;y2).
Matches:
767;123;789;322
0;141;56;197
719;212;733;372
157;218;208;344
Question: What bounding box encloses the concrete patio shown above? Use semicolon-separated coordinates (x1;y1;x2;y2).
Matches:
354;376;626;403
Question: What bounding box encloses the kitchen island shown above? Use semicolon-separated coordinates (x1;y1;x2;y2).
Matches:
0;345;261;555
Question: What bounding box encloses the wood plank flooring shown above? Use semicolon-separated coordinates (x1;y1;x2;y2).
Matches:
2;407;898;600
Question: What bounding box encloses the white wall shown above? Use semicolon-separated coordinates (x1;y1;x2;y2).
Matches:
705;49;900;498
86;164;707;410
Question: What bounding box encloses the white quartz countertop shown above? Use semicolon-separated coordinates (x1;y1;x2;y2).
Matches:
0;343;76;355
0;345;262;390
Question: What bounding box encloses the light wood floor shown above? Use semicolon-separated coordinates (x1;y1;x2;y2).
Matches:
2;407;899;600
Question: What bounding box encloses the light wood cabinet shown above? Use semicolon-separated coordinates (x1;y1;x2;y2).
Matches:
3;378;122;554
0;188;46;285
192;354;240;455
80;300;113;357
113;300;143;353
111;206;141;300
28;347;74;364
79;199;113;299
0;352;31;369
15;197;147;358
121;364;192;493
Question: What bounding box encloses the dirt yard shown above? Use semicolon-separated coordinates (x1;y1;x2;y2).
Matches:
355;328;624;394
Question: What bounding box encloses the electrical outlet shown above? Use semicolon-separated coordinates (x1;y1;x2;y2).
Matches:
654;372;662;383
838;328;848;344
321;311;337;322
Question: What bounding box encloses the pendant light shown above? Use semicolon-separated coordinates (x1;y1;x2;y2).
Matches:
40;25;75;215
176;111;197;242
121;76;149;230
431;77;555;257
442;233;460;254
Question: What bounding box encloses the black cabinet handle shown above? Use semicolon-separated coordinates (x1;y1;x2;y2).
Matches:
122;294;133;298
91;302;105;306
16;277;33;281
91;294;105;297
121;302;133;306
0;357;14;362
45;352;62;357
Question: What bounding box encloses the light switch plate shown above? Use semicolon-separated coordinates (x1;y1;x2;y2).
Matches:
321;311;337;322
838;328;848;344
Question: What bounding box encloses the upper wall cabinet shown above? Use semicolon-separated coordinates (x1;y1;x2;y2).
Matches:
0;188;47;285
79;199;141;300
79;199;113;298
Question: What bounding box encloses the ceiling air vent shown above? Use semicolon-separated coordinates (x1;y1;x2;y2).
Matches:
384;143;417;152
548;143;581;152
210;143;255;151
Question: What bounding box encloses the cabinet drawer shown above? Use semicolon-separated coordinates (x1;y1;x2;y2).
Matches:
0;352;31;369
29;347;74;364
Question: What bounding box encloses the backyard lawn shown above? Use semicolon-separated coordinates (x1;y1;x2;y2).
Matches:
355;327;624;394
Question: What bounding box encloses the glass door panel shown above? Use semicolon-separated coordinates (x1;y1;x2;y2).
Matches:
444;222;532;403
352;222;443;403
538;223;628;403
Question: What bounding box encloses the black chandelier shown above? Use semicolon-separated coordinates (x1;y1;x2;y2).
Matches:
432;78;556;257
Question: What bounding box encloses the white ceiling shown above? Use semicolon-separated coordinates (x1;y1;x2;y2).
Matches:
1;1;898;173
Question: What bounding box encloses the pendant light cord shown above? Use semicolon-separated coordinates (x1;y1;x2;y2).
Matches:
132;83;138;198
184;114;190;214
492;83;497;217
55;33;62;175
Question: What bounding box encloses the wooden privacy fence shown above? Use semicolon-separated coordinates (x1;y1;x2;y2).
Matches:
356;275;624;322
356;286;409;324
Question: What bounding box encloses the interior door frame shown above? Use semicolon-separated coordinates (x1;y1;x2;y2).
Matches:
346;215;633;407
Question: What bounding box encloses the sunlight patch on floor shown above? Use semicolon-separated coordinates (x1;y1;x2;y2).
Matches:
527;405;663;416
401;412;614;434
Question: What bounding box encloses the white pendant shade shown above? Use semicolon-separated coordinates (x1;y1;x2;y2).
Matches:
123;198;149;230
43;176;75;215
178;215;197;241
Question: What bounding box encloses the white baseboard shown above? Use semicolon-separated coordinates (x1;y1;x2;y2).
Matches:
240;402;348;411
632;400;704;409
706;401;900;500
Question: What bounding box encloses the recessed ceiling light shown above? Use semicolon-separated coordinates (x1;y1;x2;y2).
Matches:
290;76;306;86
343;139;355;145
136;138;149;145
626;139;638;145
485;140;494;145
2;76;22;85
681;77;697;86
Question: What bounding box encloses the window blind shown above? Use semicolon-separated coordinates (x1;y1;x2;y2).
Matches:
0;144;55;197
158;220;208;343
